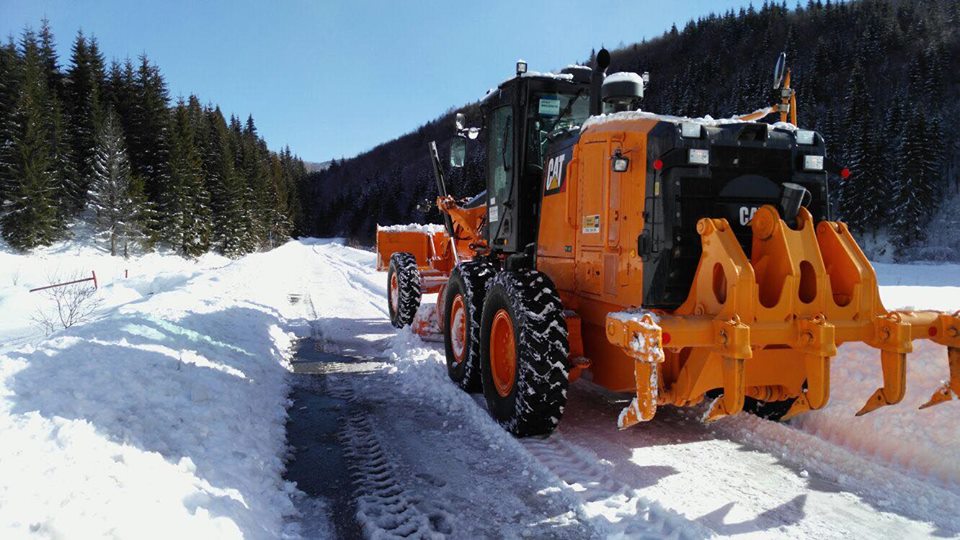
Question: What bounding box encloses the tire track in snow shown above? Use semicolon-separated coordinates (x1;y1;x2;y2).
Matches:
523;435;710;539
339;403;455;539
310;245;389;317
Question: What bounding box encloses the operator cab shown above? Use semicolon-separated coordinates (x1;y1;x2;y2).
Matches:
480;64;592;256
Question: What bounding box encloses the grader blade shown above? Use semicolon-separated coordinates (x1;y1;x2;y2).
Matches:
606;205;960;428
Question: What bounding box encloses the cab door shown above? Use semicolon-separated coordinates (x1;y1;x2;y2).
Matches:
486;104;514;247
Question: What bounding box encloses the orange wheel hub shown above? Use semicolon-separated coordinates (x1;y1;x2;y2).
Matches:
489;309;517;397
450;295;467;364
389;273;399;312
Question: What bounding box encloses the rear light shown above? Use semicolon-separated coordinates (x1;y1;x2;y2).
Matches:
653;159;664;171
840;167;851;179
681;122;702;138
688;149;710;165
796;129;816;145
662;332;672;345
803;155;824;171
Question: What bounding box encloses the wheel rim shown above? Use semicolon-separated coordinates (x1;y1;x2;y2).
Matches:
389;273;399;313
450;294;467;364
489;309;516;398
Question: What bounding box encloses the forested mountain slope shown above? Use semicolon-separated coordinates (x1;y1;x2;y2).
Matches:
306;0;960;260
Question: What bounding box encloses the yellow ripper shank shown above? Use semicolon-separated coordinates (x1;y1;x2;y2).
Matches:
607;205;960;429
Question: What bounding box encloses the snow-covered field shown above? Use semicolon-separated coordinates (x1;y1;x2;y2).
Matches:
1;238;958;538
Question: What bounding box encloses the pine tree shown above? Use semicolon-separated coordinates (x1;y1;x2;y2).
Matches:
1;30;61;250
239;115;271;250
37;19;61;98
32;21;75;229
128;56;170;223
166;99;211;256
203;106;247;256
65;31;105;211
891;110;940;256
88;109;138;255
0;38;21;208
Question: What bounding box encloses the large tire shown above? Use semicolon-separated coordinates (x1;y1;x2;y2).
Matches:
480;270;570;437
442;261;495;392
387;252;421;328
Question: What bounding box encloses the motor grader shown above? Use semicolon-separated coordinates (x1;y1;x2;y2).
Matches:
378;49;960;437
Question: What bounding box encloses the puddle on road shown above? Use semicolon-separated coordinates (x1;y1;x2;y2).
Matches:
285;337;372;539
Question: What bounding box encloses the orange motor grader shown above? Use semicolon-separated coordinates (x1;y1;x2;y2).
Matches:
380;50;959;437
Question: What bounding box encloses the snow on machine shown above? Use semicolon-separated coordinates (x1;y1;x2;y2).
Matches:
377;49;960;436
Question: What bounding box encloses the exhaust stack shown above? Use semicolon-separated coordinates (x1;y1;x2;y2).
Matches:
590;48;611;116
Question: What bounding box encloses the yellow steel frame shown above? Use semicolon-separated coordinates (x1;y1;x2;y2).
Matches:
607;205;960;429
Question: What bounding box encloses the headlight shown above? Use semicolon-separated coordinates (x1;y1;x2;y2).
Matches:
803;155;824;171
612;156;629;172
796;129;816;145
688;149;710;165
681;122;702;138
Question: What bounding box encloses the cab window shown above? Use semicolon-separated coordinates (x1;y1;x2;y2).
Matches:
488;106;513;204
526;91;589;171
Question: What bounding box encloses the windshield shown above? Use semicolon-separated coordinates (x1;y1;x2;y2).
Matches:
526;92;590;171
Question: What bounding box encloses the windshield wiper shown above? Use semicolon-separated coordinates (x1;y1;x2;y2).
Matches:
547;89;585;135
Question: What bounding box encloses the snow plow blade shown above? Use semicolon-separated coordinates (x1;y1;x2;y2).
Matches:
606;205;960;429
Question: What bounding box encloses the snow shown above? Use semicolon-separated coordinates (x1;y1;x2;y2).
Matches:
582;109;802;132
2;233;959;538
376;223;445;234
603;71;645;85
521;71;574;81
493;70;575;92
0;238;320;538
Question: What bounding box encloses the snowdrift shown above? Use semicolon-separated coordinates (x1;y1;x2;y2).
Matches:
0;241;316;538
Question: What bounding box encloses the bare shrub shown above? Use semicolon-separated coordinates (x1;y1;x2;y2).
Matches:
31;273;103;334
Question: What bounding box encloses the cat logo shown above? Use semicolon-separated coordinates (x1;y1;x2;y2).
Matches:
544;153;567;195
739;206;759;226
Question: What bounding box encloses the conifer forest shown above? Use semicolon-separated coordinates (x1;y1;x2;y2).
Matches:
0;20;310;256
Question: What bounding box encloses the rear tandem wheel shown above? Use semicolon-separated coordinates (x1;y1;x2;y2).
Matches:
479;270;570;437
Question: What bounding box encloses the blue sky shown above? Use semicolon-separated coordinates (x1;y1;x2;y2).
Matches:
1;0;756;163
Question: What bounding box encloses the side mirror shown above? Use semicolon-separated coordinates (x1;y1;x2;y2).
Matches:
450;137;466;168
455;112;481;140
772;52;787;89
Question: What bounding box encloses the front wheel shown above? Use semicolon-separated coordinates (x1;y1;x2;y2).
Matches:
387;252;421;328
480;270;569;437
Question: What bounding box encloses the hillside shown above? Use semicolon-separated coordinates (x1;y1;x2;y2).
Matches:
304;0;960;259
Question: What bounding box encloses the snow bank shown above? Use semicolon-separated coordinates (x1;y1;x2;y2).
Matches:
581;109;800;132
0;241;317;538
789;340;960;492
376;223;445;234
722;268;960;493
